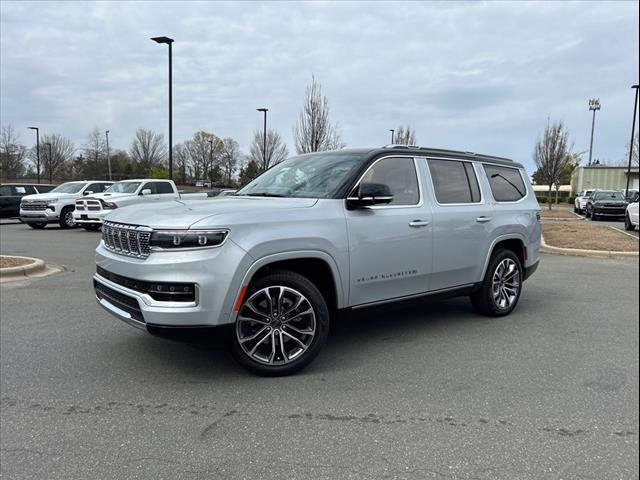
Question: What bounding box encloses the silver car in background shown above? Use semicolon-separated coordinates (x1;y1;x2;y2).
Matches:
93;146;541;375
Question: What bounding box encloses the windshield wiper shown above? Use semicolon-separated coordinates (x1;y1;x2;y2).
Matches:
243;192;286;197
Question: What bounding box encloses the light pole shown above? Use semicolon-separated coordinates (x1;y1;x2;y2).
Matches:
105;130;112;180
27;127;40;184
257;108;268;170
390;129;395;144
587;98;601;166
625;85;639;198
151;36;174;180
45;142;53;183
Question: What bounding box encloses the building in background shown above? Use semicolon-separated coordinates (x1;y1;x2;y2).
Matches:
570;165;639;195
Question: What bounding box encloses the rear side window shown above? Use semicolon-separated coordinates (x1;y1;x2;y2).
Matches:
483;165;526;202
427;159;481;204
155;182;174;194
0;186;11;196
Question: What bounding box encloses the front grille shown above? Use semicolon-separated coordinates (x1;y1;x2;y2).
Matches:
76;199;102;212
96;266;196;302
21;202;47;211
102;221;152;258
94;280;144;322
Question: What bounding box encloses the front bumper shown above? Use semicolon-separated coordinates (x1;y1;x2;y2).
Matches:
94;239;252;329
592;207;626;217
73;209;109;224
19;207;59;223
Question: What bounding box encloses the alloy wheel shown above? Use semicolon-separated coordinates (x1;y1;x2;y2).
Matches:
236;286;316;365
491;258;520;310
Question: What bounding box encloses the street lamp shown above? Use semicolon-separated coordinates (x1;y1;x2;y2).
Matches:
45;142;53;183
587;98;601;166
257;108;268;170
390;129;395;144
27;126;40;184
151;36;174;180
105;130;112;180
625;85;639;198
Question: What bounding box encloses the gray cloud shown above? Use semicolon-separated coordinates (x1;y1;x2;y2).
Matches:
1;0;637;173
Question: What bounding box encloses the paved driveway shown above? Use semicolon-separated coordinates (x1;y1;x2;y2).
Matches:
1;223;638;479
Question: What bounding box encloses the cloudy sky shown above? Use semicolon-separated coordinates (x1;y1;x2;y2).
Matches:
1;1;638;174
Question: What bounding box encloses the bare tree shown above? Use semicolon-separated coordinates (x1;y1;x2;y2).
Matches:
130;128;167;173
249;129;289;170
0;124;27;179
173;143;190;184
80;128;108;179
533;119;572;210
40;134;75;182
184;131;222;182
393;125;417;145
293;75;345;153
220;138;241;185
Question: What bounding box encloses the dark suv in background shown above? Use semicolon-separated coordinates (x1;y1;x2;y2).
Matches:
585;190;628;220
0;183;56;218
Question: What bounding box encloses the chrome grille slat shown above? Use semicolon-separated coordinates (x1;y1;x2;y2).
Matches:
102;221;152;259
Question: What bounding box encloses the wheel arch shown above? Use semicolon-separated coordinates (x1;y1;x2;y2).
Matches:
480;234;527;280
233;251;346;317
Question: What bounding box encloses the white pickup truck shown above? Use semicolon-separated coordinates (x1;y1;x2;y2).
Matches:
73;179;208;231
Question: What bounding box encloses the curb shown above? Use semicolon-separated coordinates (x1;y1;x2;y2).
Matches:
0;256;61;283
540;235;639;259
607;225;639;240
541;217;585;222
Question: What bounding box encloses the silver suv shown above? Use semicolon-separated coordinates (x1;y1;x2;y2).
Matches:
93;147;541;375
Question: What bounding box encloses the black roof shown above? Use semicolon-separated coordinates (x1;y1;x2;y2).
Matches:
318;146;522;169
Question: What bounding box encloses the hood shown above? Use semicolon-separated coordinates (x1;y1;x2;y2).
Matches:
85;192;136;201
594;199;627;206
103;196;319;229
21;192;76;202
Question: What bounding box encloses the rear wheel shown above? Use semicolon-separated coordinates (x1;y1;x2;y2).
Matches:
470;248;522;317
231;270;330;376
625;214;636;231
81;224;101;231
27;222;46;229
59;207;76;229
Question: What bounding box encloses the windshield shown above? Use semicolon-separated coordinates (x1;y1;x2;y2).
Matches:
236;153;364;198
105;182;141;194
594;191;625;201
50;182;86;194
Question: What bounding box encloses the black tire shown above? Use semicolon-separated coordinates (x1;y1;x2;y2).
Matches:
27;222;46;229
470;248;523;317
574;205;579;214
625;214;636;231
230;269;330;376
591;210;598;221
58;207;76;229
81;224;102;231
585;207;591;219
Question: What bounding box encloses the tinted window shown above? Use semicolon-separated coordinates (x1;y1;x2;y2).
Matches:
86;183;105;193
155;182;174;194
484;165;526;202
0;186;11;196
594;191;624;201
358;157;419;205
427;159;480;204
35;185;55;193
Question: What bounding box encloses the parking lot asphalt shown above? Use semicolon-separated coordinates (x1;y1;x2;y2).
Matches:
1;223;638;480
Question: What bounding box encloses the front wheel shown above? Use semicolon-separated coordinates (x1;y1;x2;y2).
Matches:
470;248;522;317
625;214;636;231
59;207;76;229
231;270;330;376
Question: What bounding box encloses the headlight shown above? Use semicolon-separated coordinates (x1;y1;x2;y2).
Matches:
101;201;118;209
149;230;228;249
47;198;59;204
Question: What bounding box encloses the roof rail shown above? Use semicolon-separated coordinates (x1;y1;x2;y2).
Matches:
382;144;422;149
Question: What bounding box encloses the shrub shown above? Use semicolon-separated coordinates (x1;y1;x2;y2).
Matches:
537;196;548;204
567;196;576;204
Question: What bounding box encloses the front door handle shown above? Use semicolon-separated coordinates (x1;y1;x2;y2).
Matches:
409;220;430;228
476;216;492;223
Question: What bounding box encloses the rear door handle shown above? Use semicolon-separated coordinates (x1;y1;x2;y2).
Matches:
409;220;430;227
476;216;492;223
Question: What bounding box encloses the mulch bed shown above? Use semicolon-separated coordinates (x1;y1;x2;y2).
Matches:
0;256;34;268
542;224;638;252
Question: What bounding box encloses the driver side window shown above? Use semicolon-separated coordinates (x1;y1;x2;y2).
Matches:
359;157;419;206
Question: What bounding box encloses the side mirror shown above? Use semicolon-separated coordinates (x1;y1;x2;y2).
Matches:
140;188;152;196
83;190;93;196
346;182;393;209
